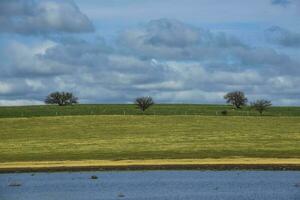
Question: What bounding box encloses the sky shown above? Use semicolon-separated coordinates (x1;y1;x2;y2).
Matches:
0;0;300;106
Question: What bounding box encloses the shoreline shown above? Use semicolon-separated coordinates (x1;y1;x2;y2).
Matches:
1;158;300;173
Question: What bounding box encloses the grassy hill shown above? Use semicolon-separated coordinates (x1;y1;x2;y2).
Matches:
0;104;300;118
1;115;300;163
1;104;299;171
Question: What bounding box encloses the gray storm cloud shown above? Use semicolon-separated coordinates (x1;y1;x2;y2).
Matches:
0;0;94;35
271;0;291;6
266;26;300;48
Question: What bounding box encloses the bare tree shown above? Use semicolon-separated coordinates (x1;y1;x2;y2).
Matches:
45;92;78;106
224;91;247;109
135;96;154;111
250;99;272;115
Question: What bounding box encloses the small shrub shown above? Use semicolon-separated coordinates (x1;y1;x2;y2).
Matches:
250;99;272;115
221;110;228;116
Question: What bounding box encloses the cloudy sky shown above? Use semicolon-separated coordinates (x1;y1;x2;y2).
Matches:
0;0;299;106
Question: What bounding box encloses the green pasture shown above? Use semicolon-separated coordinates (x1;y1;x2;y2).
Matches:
0;104;300;118
0;115;299;162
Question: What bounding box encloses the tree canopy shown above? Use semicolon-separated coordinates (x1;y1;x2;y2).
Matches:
224;91;248;109
135;96;154;111
45;92;78;106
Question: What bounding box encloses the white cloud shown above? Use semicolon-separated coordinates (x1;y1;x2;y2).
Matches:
134;81;184;90
25;79;45;91
0;82;13;94
0;18;299;106
5;41;74;76
0;99;43;106
155;90;226;104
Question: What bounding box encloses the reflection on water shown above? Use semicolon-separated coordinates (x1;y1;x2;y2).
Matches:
0;171;299;200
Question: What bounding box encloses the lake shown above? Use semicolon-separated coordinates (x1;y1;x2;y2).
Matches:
0;171;299;200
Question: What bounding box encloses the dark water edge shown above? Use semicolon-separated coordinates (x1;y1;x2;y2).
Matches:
1;170;300;200
1;163;300;174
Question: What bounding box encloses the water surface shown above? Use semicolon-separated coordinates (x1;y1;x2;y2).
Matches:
0;171;299;200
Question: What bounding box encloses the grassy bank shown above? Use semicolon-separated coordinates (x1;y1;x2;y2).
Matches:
1;115;299;164
1;158;300;172
0;104;300;118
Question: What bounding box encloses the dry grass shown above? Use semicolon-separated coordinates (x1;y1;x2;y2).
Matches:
1;115;300;166
1;158;300;172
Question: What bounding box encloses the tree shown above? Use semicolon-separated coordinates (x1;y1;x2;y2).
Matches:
135;96;154;111
45;92;78;106
250;99;272;115
224;91;247;109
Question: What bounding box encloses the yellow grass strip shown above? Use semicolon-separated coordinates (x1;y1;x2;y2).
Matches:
1;158;300;172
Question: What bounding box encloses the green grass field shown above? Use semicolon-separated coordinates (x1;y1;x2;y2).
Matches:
0;104;300;118
1;115;299;163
